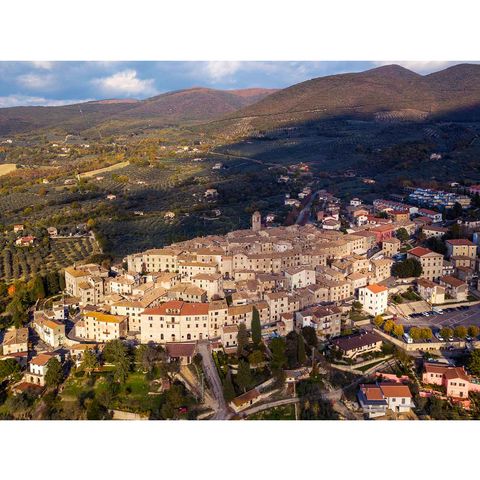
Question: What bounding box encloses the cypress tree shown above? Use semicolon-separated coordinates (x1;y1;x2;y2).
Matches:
251;307;262;346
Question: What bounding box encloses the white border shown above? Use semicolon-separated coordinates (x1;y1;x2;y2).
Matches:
1;1;479;478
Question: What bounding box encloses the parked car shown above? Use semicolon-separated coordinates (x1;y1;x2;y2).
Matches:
435;332;444;341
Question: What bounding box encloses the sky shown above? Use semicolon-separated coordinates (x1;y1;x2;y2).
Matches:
0;61;471;108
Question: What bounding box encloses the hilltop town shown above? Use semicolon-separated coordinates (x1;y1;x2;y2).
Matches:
3;185;480;420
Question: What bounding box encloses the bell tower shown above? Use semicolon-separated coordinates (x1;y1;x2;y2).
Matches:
252;211;262;231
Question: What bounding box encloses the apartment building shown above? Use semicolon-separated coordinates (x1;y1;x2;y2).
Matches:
445;239;477;259
358;284;388;317
81;311;128;342
439;275;468;301
140;301;210;344
407;247;443;281
382;238;401;257
284;266;316;291
416;278;445;304
295;305;342;338
33;314;65;348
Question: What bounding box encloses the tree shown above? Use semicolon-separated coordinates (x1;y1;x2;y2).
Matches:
286;331;299;368
236;322;249;357
136;343;163;373
297;334;307;364
396;227;409;243
45;271;60;296
351;300;363;311
0;358;20;381
420;327;433;340
251;308;262;346
440;327;453;340
383;319;395;334
450;202;463;220
81;348;99;375
393;324;404;337
468;349;480;377
6;297;26;327
248;350;263;367
454;325;467;339
301;326;318;348
31;275;46;300
392;258;423;278
45;358;63;388
409;327;421;341
222;371;236;402
236;359;252;393
468;325;480;338
373;315;384;328
270;337;287;372
103;340;131;384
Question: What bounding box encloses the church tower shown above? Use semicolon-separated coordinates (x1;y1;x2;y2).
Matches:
252;211;262;231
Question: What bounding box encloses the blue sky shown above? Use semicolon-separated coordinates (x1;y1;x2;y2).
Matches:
0;61;468;107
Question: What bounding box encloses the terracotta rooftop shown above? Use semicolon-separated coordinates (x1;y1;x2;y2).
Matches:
446;239;476;246
165;342;197;358
144;300;209;316
365;284;388;294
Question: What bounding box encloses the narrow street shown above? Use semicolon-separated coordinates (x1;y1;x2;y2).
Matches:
295;190;320;225
196;342;231;420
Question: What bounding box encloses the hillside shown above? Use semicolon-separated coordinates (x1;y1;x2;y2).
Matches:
0;88;276;137
207;64;480;137
0;101;139;136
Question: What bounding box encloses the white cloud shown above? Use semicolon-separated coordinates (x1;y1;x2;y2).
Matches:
31;61;55;70
17;73;56;90
91;69;157;97
0;95;93;108
373;61;459;74
202;61;243;82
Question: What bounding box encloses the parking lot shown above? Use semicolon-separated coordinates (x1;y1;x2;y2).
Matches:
396;303;480;331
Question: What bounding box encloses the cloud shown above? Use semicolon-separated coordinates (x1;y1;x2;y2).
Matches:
91;69;157;97
31;61;55;70
0;95;93;108
373;61;459;74
17;73;56;90
202;61;243;82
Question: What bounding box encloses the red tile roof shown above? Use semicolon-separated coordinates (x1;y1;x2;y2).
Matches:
144;300;209;316
379;383;412;398
446;239;475;246
165;342;197;358
409;246;435;257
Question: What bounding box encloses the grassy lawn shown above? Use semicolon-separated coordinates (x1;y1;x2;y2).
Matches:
248;404;296;420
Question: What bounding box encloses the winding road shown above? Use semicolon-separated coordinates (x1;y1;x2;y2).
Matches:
197;342;231;420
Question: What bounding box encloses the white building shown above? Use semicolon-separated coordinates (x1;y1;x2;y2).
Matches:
358;284;388;317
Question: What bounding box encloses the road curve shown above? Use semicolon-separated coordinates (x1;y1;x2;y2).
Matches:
197;342;231;420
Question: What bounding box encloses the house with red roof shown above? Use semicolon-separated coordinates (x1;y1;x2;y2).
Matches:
422;362;474;399
358;382;414;418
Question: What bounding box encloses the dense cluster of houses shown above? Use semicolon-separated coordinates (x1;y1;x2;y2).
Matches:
3;184;480;409
60;211;407;349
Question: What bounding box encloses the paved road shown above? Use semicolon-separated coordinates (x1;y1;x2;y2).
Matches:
208;150;276;168
197;342;231;420
295;190;320;225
